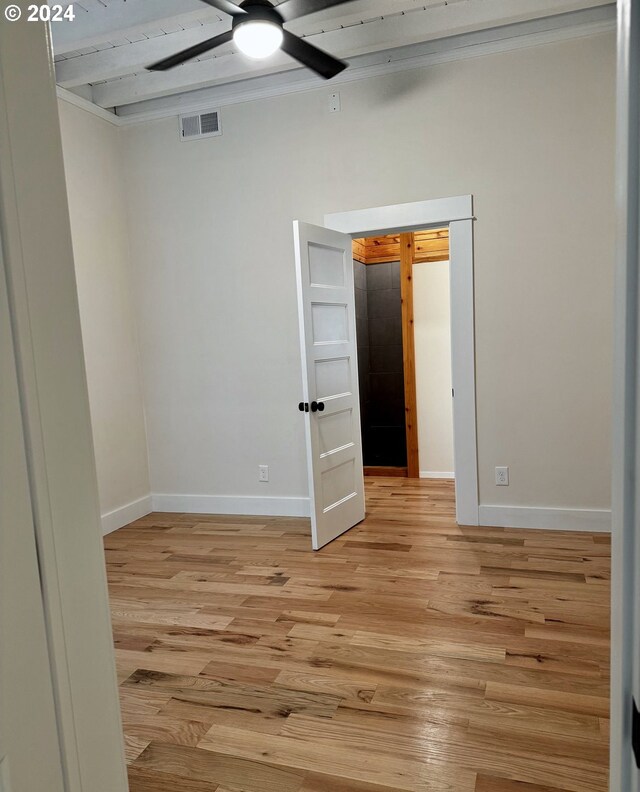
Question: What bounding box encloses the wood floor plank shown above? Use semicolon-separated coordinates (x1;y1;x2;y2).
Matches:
297;771;405;792
198;723;476;791
106;478;610;792
132;742;305;792
475;776;565;792
120;714;210;747
273;669;376;703
123;669;343;721
127;766;220;792
278;712;606;790
484;682;609;718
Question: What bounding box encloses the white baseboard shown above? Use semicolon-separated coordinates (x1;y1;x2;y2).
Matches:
101;494;609;533
478;504;611;533
420;471;455;479
151;493;311;518
101;495;153;535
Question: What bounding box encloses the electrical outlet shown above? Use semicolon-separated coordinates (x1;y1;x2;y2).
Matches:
495;466;509;486
329;92;341;113
258;465;269;483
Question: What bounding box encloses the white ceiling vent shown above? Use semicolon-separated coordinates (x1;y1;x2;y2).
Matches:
179;109;222;141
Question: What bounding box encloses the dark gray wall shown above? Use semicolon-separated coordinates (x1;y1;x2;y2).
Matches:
354;259;406;467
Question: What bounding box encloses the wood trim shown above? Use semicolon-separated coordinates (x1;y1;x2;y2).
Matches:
360;252;401;265
400;232;420;478
352;237;366;263
414;252;449;264
353;229;449;265
363;466;408;477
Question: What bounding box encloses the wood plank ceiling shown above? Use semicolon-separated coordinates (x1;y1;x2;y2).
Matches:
353;229;449;265
51;0;614;118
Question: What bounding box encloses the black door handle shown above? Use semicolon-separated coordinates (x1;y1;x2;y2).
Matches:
311;401;325;413
298;402;309;413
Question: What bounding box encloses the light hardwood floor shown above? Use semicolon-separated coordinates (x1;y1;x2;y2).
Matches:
105;478;611;792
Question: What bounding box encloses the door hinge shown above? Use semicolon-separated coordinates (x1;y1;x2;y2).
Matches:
452;388;455;398
633;697;640;768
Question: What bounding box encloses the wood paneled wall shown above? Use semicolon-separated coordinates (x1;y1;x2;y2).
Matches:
353;228;449;265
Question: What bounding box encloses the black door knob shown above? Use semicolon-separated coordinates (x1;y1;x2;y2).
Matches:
298;402;309;413
311;401;325;413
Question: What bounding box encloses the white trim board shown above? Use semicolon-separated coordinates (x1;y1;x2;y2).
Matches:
0;16;129;789
479;505;611;533
108;494;611;531
56;86;121;127
152;493;311;518
326;196;473;237
610;0;639;785
326;196;479;527
420;472;455;479
101;495;152;535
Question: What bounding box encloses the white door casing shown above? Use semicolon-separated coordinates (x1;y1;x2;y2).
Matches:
0;230;66;792
293;221;366;550
0;9;128;790
611;0;640;788
325;196;479;526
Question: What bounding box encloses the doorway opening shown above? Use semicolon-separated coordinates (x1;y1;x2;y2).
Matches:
324;195;478;531
352;229;453;482
294;195;477;549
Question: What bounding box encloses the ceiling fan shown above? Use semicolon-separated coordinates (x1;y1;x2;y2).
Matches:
148;0;351;80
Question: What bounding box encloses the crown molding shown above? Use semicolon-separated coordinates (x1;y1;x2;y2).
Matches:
56;86;123;126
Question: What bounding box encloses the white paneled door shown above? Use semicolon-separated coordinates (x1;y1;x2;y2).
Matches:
293;221;365;550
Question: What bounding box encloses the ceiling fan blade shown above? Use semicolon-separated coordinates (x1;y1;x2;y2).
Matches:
276;0;351;23
281;29;347;79
148;29;234;71
199;0;246;16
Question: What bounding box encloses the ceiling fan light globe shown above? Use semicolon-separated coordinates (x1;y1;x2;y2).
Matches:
233;20;283;59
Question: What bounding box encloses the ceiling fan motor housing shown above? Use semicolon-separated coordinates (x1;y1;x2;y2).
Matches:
232;0;285;31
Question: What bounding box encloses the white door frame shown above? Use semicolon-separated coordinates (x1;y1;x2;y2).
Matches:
610;1;639;788
0;10;128;791
325;195;479;526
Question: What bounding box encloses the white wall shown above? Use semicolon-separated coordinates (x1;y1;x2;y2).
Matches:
121;31;615;518
414;260;454;477
58;100;151;532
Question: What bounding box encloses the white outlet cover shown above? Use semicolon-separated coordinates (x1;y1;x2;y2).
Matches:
495;466;509;486
329;92;341;113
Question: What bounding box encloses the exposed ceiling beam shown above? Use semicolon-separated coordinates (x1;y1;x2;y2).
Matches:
110;4;614;123
52;0;442;54
56;20;231;86
52;0;218;54
91;0;613;109
95;49;301;108
55;0;441;83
